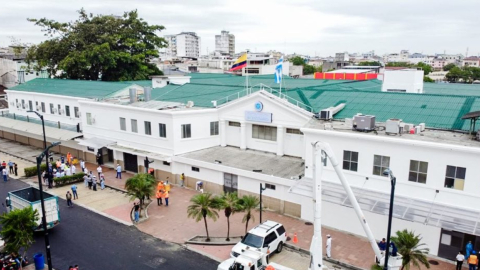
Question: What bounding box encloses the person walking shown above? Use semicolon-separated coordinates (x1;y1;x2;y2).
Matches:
1;161;6;169
80;159;85;172
180;173;185;187
67;152;72;165
2;167;8;182
88;174;93;189
326;234;332;258
83;174;89;188
467;241;474;260
468;250;478;270
97;165;102;179
457;251;466;270
8;160;14;174
164;190;169;206
66;191;73;207
100;174;105;190
71;184;78;200
71;164;76;175
116;164;122;179
47;171;53;188
92;176;97;191
14;163;18;176
133;202;140;223
156;189;162;206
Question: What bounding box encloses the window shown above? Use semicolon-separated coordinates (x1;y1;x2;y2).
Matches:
86;113;92;125
192;166;200;172
159;123;166;138
286;128;303;135
28;100;33;111
41;102;45;113
35;101;39;111
21;99;25;109
263;232;277;247
229;121;241;127
276;226;286;237
65;105;70;117
119;117;126;131
131;119;138;133
210;121;219;136
445;165;466;190
163;161;170;166
343;151;359;172
50;103;54;114
58;104;62;115
409;160;428;184
144;121;152;135
252;124;277;141
373;155;390;176
182;124;191;138
265;183;276;190
74;107;79;118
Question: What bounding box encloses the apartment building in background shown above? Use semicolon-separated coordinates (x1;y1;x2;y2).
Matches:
164;32;201;59
215;30;235;56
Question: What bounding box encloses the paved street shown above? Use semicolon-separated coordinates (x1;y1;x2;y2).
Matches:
0;179;218;270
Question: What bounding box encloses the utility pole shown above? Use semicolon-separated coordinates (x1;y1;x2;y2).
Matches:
259;183;266;223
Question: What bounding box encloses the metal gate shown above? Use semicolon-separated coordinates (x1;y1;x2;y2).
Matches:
223;173;238;193
123;153;138;173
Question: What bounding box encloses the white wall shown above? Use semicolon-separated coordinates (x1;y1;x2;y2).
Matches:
284;132;304;157
381;70;424;93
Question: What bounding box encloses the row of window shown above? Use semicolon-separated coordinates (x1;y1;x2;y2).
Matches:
342;151;466;191
15;99;80;118
229;122;302;141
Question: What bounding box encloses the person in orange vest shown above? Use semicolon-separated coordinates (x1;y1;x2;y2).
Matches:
157;181;165;205
164;190;169;206
156;189;163;206
468;250;478;270
67;152;72;165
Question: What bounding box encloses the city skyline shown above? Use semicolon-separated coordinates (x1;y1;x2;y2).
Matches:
1;0;480;56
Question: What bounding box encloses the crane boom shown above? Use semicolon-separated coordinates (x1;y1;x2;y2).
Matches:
309;141;383;270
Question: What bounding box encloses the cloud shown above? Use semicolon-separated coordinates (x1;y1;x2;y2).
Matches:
0;0;479;56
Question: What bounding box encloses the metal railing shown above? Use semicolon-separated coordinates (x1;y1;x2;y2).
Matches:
0;111;81;133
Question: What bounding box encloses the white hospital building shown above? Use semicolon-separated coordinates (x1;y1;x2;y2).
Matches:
3;73;480;260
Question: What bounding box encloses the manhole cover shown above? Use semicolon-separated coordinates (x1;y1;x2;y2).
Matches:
305;222;313;226
428;260;439;265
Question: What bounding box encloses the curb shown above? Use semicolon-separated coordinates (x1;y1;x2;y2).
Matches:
0;150;36;164
185;235;242;246
183;244;223;263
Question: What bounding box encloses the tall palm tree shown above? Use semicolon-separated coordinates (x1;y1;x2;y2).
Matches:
125;173;155;215
187;193;219;242
391;229;430;270
240;195;260;234
216;192;243;241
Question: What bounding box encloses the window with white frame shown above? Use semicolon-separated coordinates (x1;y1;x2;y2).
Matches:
58;104;62;115
41;102;45;113
210;121;219;136
21;99;25;109
159;123;166;138
445;165;466;190
252;124;277;141
86;113;92;125
50;103;54;114
28;100;33;111
229;121;241;127
65;105;70;117
286;128;303;135
144;121;152;135
409;160;428;184
74;107;79;118
131;119;138;133
373;155;390;176
343;151;358;172
181;124;191;138
119;117;126;131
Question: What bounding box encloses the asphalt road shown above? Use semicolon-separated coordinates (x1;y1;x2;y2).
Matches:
1;178;218;270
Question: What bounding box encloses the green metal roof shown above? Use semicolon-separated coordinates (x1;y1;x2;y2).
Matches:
8;78;136;99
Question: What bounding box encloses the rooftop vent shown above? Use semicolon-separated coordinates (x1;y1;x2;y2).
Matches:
144;87;152;102
315;103;346;120
129;88;137;104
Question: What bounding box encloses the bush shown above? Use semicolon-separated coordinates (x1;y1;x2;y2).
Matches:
53;173;85;187
24;162;57;177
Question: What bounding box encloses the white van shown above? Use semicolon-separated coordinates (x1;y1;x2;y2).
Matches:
231;220;287;258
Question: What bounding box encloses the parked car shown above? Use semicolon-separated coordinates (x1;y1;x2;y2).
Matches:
231;220;287;258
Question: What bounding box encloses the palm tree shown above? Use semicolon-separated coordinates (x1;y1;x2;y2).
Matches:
216;192;243;241
240;195;260;234
125;173;155;215
391;229;430;270
187;193;219;242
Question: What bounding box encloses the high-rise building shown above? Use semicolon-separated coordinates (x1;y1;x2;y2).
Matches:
215;30;235;56
164;32;201;59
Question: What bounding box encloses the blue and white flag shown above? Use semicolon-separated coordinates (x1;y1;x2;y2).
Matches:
275;56;283;84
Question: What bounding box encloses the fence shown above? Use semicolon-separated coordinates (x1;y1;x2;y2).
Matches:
0;111;81;133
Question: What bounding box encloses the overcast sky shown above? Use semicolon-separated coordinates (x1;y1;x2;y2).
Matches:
1;0;480;57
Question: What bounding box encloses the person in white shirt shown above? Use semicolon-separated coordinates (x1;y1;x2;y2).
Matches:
55;171;61;178
60;163;65;171
326;234;332;258
80;160;85;171
97;166;102;179
65;167;72;176
60;171;65;177
456;251;465;270
71;164;76;174
2;167;8;182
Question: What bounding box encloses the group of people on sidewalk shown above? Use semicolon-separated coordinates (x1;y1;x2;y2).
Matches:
82;166;105;191
456;241;480;270
156;181;170;206
1;160;18;182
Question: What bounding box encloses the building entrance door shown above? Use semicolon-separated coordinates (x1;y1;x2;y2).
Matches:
123;153;138;173
223;173;238;193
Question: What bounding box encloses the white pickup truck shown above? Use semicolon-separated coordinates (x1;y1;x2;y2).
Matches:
218;249;293;270
8;187;60;231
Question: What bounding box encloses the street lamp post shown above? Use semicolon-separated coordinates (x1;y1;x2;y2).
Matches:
259;183;266;223
382;168;397;270
28;110;55;270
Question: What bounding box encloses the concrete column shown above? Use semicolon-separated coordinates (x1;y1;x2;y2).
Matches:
220;119;226;147
240;121;247;150
277;125;284;156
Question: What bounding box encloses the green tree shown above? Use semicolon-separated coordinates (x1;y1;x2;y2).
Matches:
415;62;432;75
290;56;306;66
187;193;219;242
0;207;39;261
443;63;456;71
386;62;413;67
240;195;260;234
216;192;243;241
303;64;316;75
125;173;155;215
358;61;382;66
423;76;434;83
391;229;430;270
26;9;166;81
470;67;480;82
446;66;464;82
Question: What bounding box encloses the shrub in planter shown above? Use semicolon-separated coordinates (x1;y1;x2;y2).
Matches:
53;173;86;187
24;162;57;177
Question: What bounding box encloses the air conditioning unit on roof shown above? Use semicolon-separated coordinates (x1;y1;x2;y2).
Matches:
353;115;376;131
386;119;403;135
